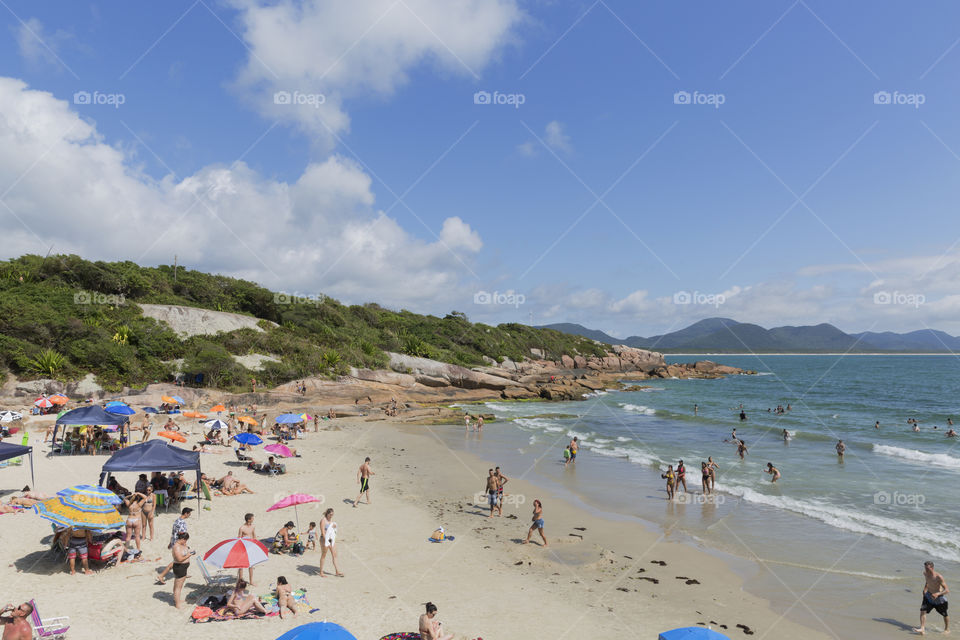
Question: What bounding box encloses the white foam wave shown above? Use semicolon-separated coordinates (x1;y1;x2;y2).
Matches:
582;390;609;398
616;436;631;442
619;403;656;415
639;386;665;392
873;444;960;471
594;438;613;444
589;445;661;467
720;482;960;562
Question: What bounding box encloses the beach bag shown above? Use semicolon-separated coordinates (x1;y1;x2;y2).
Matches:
292;541;305;555
430;528;445;542
191;606;214;621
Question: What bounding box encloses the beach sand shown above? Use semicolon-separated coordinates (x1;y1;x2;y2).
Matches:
1;414;831;640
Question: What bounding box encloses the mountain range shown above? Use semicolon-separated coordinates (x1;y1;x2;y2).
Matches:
540;318;960;353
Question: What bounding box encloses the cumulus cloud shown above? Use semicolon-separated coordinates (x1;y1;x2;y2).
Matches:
15;18;72;69
0;78;481;310
544;120;571;153
230;0;523;147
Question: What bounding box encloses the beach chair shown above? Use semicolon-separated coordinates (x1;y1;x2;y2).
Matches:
10;432;28;465
28;599;69;639
194;557;235;601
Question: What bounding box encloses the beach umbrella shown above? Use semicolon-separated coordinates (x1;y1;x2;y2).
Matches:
210;404;226;412
182;411;207;419
105;404;136;416
658;628;731;640
266;493;320;530
202;419;229;430
172;395;186;405
142;407;159;414
276;622;357;640
160;395;177;404
264;443;295;458
237;416;258;425
56;484;123;506
203;537;269;569
0;411;22;423
48;394;69;405
34;397;53;408
34;496;124;530
232;432;263;446
157;430;187;443
300;414;312;421
275;413;304;424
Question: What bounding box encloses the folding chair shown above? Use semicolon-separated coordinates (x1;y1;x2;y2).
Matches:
28;599;70;639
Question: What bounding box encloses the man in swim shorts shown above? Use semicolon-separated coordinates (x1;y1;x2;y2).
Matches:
354;457;373;507
915;560;949;635
484;469;499;518
66;527;93;576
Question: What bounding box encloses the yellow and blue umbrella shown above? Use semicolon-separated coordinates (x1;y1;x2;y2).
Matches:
34;496;124;530
56;484;122;506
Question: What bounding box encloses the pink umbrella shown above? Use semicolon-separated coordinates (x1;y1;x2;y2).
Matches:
204;538;269;569
266;493;321;530
264;443;294;458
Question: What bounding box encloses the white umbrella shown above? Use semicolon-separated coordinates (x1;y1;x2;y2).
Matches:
201;419;230;430
0;411;23;423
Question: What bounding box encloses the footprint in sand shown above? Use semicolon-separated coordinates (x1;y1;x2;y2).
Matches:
639;577;659;584
685;579;700;585
650;560;667;566
735;623;754;635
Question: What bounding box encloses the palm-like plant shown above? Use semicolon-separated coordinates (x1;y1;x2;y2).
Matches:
28;349;66;377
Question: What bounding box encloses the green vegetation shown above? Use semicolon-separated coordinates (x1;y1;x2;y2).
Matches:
0;254;607;391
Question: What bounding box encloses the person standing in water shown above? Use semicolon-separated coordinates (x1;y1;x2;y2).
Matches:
875;420;880;430
676;460;687;494
700;462;711;495
568;437;579;463
782;429;790;442
914;560;949;635
707;457;720;491
737;440;748;460
694;403;698;416
765;462;781;482
836;439;845;460
661;465;676;500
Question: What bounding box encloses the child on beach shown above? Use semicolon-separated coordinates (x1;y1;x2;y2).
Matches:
305;522;317;551
563;446;571;465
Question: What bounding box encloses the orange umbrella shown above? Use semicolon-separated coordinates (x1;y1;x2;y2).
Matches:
182;411;207;419
48;394;69;405
157;431;186;443
161;395;177;404
237;416;258;425
210;404;226;412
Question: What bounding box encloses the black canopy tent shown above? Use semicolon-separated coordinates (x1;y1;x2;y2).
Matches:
52;406;128;448
98;440;202;514
0;442;34;488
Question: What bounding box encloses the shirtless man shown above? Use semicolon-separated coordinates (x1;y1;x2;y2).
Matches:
419;602;454;640
914;560;950;635
484;469;499;518
354;457;373;507
0;603;33;640
765;462;781;483
494;467;509;516
238;513;257;585
836;439;846;460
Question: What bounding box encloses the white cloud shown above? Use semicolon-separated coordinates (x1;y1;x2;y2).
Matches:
544;120;571;153
15;18;71;69
0;77;481;310
516;141;537;157
230;0;523;147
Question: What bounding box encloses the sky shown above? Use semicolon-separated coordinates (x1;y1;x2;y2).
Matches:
2;0;960;338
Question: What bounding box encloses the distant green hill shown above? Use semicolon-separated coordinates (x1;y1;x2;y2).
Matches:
543;317;960;353
0;255;607;391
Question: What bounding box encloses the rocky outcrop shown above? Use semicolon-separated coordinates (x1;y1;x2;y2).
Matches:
387;353;521;391
350;368;417;387
139;304;275;338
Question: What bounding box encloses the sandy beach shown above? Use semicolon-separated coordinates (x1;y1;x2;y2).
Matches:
0;407;831;640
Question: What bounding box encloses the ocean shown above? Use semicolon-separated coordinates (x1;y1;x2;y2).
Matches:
434;355;960;637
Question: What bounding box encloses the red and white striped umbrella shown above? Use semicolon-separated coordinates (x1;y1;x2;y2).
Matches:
203;538;270;569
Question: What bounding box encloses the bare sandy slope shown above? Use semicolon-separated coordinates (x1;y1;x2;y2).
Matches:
0;417;831;640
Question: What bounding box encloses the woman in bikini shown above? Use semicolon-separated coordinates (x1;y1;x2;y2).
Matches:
661;465;676;500
275;576;298;618
141;485;157;541
523;499;548;546
318;508;344;577
123;492;147;550
225;580;266;616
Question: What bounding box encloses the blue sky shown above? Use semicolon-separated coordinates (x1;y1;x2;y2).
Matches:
2;0;960;337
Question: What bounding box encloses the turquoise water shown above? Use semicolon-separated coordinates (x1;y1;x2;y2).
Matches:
437;355;960;636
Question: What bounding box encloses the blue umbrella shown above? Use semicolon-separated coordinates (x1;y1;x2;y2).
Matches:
57;484;123;506
105;404;136;416
142;407;159;414
232;432;263;445
275;413;304;424
658;628;731;640
105;401;127;407
172;395;185;405
275;622;357;640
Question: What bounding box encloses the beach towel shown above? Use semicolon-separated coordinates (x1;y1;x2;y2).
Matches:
379;634;421;640
324;522;337;547
258;589;310;615
189;605;275;623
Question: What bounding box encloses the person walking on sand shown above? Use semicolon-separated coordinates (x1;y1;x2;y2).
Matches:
914;560;950;635
494;466;509;516
419;602;454;640
238;513;257;585
354;457;373;507
707;457;720;491
661;465;676;500
318;508;344;577
765;462;781;482
484;469;499;518
836;439;845;460
676;459;688;494
523;499;548;546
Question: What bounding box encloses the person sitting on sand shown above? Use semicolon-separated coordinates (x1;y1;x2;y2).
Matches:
4;496;40;509
106;477;130;497
226;579;266;616
765;462;781;483
192;444;223;454
274;521;298;554
0;602;34;640
275;576;298;619
419;602;454;640
523;499;548;546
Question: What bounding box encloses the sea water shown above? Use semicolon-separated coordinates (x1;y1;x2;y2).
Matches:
437;355;960;638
